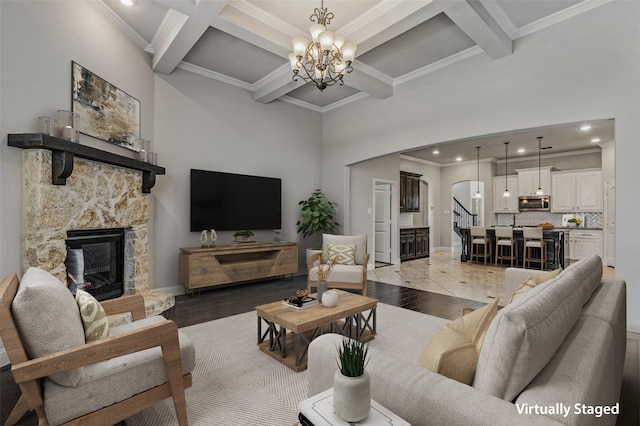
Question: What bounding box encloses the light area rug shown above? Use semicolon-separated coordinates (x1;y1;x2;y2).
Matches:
126;303;448;426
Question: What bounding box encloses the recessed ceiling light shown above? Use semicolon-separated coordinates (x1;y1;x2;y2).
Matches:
432;149;439;155
580;125;592;131
517;148;525;153
121;0;134;5
456;156;462;161
591;138;601;143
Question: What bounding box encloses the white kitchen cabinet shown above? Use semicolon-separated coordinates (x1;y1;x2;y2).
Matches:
551;170;603;212
493;176;518;213
516;167;552;196
569;230;603;261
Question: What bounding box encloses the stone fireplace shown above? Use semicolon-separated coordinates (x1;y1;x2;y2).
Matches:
66;227;127;301
21;149;150;295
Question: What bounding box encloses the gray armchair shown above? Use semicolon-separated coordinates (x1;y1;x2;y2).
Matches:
0;267;195;425
308;234;370;296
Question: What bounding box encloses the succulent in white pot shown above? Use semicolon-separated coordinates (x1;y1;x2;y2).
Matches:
333;338;370;422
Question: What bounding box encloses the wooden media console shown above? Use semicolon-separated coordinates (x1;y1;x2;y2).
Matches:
179;242;298;292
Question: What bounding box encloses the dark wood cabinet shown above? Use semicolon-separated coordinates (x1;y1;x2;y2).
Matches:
400;171;422;212
400;227;429;261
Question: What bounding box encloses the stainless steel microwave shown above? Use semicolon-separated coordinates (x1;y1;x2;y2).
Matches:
518;195;550;211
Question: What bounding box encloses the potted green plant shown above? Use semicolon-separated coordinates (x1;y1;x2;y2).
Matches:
297;189;339;248
333;339;370;422
233;230;254;242
297;189;339;266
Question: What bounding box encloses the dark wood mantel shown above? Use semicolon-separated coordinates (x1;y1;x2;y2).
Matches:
8;133;165;193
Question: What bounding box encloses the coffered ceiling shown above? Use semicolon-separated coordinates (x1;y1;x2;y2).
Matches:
95;0;608;112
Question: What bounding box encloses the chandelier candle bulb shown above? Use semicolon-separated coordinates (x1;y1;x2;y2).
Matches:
319;31;334;52
342;42;357;63
292;38;308;57
310;24;326;42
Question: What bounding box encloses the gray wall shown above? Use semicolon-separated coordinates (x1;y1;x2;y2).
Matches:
1;0;155;279
0;1;323;292
152;70;322;288
322;2;640;331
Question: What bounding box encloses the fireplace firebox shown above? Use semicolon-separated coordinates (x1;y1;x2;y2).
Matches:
65;228;125;301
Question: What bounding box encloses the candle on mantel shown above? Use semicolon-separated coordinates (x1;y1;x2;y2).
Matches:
60;125;76;141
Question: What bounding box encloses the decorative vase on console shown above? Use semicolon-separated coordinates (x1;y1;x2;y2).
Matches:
334;339;370;422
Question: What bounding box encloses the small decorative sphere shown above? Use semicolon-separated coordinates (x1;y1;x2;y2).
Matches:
295;289;309;300
322;290;339;307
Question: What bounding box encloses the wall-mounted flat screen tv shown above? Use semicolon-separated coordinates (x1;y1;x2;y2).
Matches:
190;169;282;232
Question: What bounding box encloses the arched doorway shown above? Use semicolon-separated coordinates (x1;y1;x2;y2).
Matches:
451;180;484;251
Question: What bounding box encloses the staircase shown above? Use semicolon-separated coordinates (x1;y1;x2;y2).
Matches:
453;197;477;240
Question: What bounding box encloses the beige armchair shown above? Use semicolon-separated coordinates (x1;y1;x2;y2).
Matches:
308;234;370;296
0;268;195;426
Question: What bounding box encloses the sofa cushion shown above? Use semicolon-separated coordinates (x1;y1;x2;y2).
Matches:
508;275;537;304
75;290;110;342
12;267;86;387
418;298;499;385
473;255;603;401
533;267;562;284
509;268;562;304
328;244;356;265
309;264;363;283
323;234;366;265
43;315;196;425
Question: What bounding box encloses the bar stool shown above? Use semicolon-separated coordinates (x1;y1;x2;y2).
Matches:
523;227;547;270
495;226;517;267
470;226;491;265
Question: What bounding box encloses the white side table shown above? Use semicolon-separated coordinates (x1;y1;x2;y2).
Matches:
298;388;410;425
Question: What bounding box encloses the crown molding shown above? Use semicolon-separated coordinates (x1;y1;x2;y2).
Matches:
89;0;153;53
394;46;482;87
177;62;254;91
228;0;300;37
149;9;190;56
482;0;615;40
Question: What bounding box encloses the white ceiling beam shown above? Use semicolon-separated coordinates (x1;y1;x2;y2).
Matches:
253;65;305;104
151;1;229;75
342;0;441;56
442;0;512;59
346;61;394;99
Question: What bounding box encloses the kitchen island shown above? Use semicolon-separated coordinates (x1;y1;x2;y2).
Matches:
459;227;565;270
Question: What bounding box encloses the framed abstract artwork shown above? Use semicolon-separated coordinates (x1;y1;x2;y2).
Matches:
72;61;141;152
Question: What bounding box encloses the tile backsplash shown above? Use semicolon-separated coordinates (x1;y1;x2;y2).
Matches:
496;212;603;229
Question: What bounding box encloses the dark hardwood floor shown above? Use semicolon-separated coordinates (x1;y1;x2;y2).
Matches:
2;277;636;425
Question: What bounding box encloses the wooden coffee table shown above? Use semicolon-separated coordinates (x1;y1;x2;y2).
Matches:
256;290;378;371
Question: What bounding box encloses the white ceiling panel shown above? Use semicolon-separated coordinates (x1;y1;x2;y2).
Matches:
183;28;286;84
287;83;361;107
94;0;608;109
357;13;476;78
495;0;582;29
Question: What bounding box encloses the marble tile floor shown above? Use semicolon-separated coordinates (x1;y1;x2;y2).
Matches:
370;249;616;306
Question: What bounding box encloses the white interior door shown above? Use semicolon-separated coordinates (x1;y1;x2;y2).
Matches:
604;181;615;267
375;184;392;264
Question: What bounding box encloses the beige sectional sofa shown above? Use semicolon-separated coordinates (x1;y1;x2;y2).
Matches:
307;254;626;425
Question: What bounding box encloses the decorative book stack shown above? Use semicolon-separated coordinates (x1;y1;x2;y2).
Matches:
283;296;319;310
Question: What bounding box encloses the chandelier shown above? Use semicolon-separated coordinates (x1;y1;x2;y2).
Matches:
289;0;357;91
